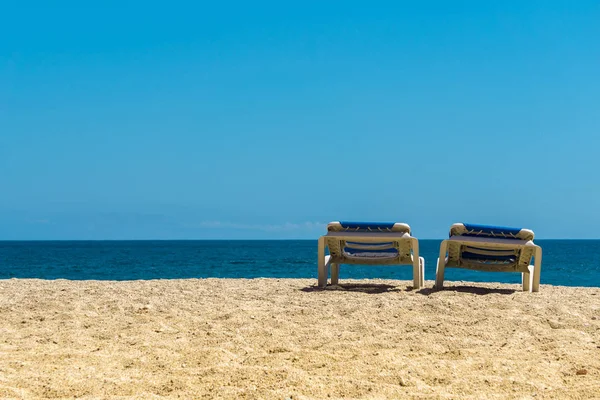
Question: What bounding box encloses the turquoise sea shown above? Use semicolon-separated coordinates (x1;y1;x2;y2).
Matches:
0;240;599;287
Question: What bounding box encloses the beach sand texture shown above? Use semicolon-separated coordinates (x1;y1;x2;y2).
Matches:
0;278;599;399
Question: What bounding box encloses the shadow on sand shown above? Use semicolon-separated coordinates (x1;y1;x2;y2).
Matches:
302;282;519;295
301;282;418;294
417;285;518;295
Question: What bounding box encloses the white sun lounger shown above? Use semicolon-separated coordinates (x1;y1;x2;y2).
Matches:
435;223;543;292
318;221;424;289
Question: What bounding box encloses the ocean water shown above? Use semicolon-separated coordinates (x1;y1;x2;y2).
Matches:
0;240;599;287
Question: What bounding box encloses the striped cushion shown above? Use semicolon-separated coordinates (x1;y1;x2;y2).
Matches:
327;221;411;234
343;247;399;258
461;251;517;264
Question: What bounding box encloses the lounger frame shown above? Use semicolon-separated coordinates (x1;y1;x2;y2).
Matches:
435;224;542;292
318;222;424;289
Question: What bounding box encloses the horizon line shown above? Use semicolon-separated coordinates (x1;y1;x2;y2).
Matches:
1;238;599;242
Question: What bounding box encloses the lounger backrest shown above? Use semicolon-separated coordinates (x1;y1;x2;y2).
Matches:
449;223;534;241
325;221;414;264
327;221;411;234
446;223;536;271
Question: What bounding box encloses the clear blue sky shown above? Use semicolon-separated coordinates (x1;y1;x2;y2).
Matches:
1;1;599;240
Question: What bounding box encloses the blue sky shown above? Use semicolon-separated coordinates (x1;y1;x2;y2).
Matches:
1;1;599;239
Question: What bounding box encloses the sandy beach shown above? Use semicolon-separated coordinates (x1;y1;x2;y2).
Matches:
0;278;599;399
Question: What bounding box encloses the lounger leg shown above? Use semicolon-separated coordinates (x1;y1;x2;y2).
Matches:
522;266;532;292
435;240;448;289
532;247;542;292
419;257;425;288
317;237;328;287
331;263;339;285
411;239;421;289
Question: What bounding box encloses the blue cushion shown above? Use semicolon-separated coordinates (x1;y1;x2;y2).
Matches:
340;221;396;230
460;223;523;238
345;241;394;246
343;247;399;258
461;251;517;264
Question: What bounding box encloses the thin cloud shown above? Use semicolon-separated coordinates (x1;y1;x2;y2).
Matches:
27;219;51;225
198;221;326;232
